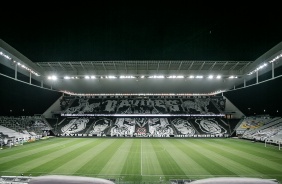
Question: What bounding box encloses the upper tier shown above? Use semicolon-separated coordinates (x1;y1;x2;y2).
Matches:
60;96;225;117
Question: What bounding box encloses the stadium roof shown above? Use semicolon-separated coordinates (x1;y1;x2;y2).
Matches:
2;39;282;94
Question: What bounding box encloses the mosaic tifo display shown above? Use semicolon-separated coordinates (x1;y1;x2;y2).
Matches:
54;117;230;138
60;96;225;116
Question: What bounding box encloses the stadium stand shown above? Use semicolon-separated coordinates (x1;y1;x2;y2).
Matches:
235;116;274;137
236;116;282;145
43;95;234;139
60;96;225;116
51;116;232;138
0;116;53;147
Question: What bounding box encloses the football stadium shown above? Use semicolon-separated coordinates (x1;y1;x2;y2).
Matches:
1;4;282;184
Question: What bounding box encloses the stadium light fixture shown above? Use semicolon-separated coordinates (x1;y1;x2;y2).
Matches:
229;76;237;79
106;76;117;79
247;63;268;75
51;75;57;80
167;75;184;78
120;76;135;78
47;75;57;80
269;53;282;63
1;51;40;76
0;51;12;60
47;74;242;80
247;53;282;75
149;75;165;78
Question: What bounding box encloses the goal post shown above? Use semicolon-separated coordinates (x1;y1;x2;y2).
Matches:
265;139;281;150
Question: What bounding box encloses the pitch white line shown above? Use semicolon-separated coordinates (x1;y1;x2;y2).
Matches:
141;139;143;176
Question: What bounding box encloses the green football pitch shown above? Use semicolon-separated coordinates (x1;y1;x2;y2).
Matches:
0;137;281;183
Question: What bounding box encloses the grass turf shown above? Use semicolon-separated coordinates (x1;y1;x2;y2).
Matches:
0;137;281;183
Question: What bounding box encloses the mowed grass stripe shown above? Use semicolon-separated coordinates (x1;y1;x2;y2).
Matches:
120;139;141;182
142;139;163;176
214;139;282;159
0;139;59;158
75;139;125;175
177;139;237;176
0;138;82;172
1;137;281;183
202;139;282;173
230;138;282;157
188;139;264;177
5;139;90;175
98;139;134;175
49;139;112;175
0;138;74;163
150;139;186;179
160;139;210;176
27;139;101;174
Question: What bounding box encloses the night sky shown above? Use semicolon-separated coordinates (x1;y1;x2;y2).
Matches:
1;2;282;62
